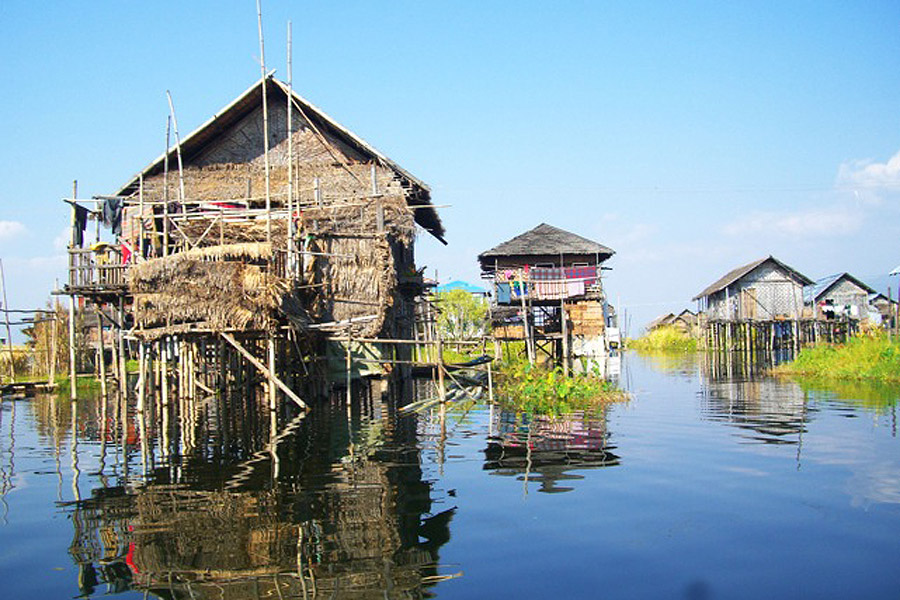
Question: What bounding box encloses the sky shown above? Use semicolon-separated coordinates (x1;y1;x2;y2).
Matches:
1;1;899;338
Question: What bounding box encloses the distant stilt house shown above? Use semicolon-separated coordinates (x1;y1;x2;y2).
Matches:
647;309;698;335
803;273;875;322
477;223;615;366
61;75;445;405
693;256;814;351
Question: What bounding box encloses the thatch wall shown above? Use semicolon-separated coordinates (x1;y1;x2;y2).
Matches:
128;242;302;336
300;196;416;338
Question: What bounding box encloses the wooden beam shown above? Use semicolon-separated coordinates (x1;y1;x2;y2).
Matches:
221;332;307;410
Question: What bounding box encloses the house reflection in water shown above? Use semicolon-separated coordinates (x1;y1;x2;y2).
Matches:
60;378;456;599
483;409;620;494
699;353;809;446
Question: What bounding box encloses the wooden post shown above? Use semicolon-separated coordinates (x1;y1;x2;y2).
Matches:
137;342;145;414
49;299;58;383
345;337;353;406
437;339;446;421
560;297;569;376
69;294;77;401
221;333;308;410
118;297;127;399
0;259;15;382
268;335;277;411
96;306;108;401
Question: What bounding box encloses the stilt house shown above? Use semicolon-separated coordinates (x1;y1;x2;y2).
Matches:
63;76;445;404
478;223;615;360
693;256;812;322
803;273;875;321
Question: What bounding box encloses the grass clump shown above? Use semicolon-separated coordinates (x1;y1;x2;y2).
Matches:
774;332;900;382
628;325;698;353
495;356;627;416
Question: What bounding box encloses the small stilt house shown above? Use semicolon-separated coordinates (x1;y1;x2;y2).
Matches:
693;256;813;322
478;223;615;360
803;273;875;321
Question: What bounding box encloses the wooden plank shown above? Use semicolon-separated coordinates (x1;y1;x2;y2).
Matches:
221;332;308;410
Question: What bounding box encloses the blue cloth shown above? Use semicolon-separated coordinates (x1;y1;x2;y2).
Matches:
496;282;511;304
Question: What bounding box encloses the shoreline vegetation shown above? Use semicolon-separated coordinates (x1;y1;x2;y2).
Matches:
443;342;627;416
627;325;698;353
773;332;900;382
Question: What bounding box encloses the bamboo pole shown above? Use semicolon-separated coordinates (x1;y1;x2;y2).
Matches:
68;294;77;400
268;335;277;411
163;116;170;257
138;174;145;260
256;0;272;243
287;21;294;276
97;306;108;401
118;297;126;400
165;91;186;203
49;298;58;383
0;260;15;382
221;333;307;410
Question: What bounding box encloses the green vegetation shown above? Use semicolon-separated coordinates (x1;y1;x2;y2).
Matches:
494;354;627;416
774;332;900;382
628;325;698;353
434;289;488;340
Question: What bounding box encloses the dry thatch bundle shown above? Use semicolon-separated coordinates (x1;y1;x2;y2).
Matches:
128;242;296;336
298;196;415;337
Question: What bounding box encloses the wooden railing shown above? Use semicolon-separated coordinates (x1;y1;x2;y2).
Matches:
68;248;127;291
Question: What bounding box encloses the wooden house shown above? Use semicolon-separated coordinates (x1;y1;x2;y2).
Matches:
62;75;445;405
693;256;812;322
478;223;615;362
647;309;697;334
868;292;897;328
803;273;875;321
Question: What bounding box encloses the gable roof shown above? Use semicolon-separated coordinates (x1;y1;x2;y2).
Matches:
803;272;876;304
478;223;614;263
113;76;445;242
647;313;675;330
692;256;813;301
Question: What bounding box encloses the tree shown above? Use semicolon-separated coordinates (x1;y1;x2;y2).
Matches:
434;289;488;340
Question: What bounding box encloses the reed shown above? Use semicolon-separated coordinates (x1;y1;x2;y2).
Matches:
774;331;900;381
628;325;698;353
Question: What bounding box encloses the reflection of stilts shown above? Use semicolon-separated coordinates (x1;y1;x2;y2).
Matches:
70;401;81;502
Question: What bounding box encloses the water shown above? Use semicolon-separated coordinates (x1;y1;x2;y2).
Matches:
1;353;899;599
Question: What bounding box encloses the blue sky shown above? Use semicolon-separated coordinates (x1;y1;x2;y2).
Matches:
1;1;899;336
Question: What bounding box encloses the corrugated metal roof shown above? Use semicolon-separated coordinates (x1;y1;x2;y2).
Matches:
803;272;876;304
693;256;814;301
434;280;487;294
478;223;614;261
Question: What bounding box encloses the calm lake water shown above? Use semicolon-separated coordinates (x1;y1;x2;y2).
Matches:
1;352;899;599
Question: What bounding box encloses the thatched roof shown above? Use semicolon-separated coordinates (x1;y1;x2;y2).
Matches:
693;256;813;301
478;223;614;263
803;272;876;304
114;76;445;242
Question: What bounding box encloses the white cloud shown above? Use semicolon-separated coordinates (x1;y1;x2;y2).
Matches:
53;226;71;251
837;149;900;203
0;220;26;242
722;205;863;238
